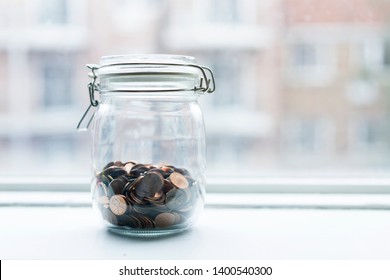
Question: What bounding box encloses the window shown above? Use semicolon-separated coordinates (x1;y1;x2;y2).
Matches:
0;0;390;191
287;42;336;86
349;117;387;153
209;0;239;23
207;51;241;108
293;43;317;67
361;40;384;70
39;0;68;25
282;118;333;154
383;41;390;67
39;53;73;108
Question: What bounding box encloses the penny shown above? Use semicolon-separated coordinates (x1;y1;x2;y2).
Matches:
99;175;111;188
104;167;127;179
108;179;126;195
145;191;165;205
154;212;176;228
161;166;174;174
138;215;155;228
166;188;190;211
129;166;149;177
124;162;135;173
136;171;164;198
103;162;115;170
117;214;138;227
114;161;124;167
169;172;189;189
133;204;154;215
163;179;174;193
174;167;190;176
109;195;128;216
148;168;165;177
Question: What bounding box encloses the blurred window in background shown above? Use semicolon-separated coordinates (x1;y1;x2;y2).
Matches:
40;53;73;108
39;0;68;25
0;0;389;185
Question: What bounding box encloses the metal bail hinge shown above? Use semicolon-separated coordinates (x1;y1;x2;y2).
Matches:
77;64;100;131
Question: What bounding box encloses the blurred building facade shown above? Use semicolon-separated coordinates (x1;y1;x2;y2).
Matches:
278;0;390;173
0;0;389;177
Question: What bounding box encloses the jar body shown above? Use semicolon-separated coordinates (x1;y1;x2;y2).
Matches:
91;92;206;236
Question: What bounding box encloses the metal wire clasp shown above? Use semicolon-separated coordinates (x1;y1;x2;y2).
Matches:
76;61;216;131
77;64;100;130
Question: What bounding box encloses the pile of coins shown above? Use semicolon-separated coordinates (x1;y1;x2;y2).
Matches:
93;161;201;229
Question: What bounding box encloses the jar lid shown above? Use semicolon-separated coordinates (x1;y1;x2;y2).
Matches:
78;54;215;130
87;54;215;94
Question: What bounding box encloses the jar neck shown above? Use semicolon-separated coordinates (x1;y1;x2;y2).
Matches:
99;90;200;102
98;73;199;93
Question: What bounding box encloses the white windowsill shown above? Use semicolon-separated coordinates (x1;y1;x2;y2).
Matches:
1;192;390;259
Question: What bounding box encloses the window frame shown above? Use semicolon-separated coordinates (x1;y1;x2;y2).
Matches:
1;176;390;194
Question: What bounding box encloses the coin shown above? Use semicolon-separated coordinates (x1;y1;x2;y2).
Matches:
103;162;114;170
124;162;135;173
108;179;126;195
174;167;191;176
138;215;155;228
99;175;111;188
169;172;189;189
129;166;149;177
154;212;176;228
136;171;164;198
117;214;138;227
161;166;174;174
109;195;128;216
104;167;127;179
114;161;124;167
166;188;190;211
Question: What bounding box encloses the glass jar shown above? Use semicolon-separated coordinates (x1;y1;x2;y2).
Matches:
79;54;215;237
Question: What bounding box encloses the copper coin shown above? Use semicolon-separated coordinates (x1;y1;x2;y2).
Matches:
108;179;126;195
99;175;111;188
154;212;176;228
166;188;190;211
136;171;164;197
109;195;127;216
138;215;155;228
114;161;124;167
169;172;189;189
161;166;174;173
104;167;127;179
117;214;138;227
174;167;190;176
163;179;174;193
124;162;135;173
103;162;114;170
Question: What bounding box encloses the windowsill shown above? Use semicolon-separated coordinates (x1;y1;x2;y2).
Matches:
1;192;390;259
